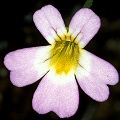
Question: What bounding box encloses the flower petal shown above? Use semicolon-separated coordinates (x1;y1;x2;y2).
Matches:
79;50;119;85
10;62;49;87
4;46;51;87
33;5;67;44
69;8;100;48
4;46;51;71
76;66;109;102
32;70;79;118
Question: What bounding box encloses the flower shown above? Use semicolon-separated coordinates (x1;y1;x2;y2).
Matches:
4;5;119;118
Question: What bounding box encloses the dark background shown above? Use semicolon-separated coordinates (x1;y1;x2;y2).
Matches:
0;0;120;120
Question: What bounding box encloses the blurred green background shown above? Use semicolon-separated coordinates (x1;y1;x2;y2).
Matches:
0;0;120;120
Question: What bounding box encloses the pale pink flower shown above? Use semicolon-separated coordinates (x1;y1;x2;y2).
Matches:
4;5;119;118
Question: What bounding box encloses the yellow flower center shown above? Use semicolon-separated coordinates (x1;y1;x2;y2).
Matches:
49;32;81;75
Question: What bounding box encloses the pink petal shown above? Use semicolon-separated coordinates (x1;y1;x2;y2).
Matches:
10;62;49;87
32;70;79;118
79;50;119;85
4;46;51;70
69;8;101;48
75;66;109;102
33;5;67;44
4;46;51;87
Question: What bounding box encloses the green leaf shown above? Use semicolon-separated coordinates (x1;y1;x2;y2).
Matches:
83;0;93;8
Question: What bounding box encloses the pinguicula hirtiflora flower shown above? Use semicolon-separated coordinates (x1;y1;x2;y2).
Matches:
4;5;119;118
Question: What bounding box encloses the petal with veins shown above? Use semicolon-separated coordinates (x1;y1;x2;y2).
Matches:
32;70;79;118
79;50;119;85
4;46;51;70
69;8;100;48
33;5;67;44
4;46;51;87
